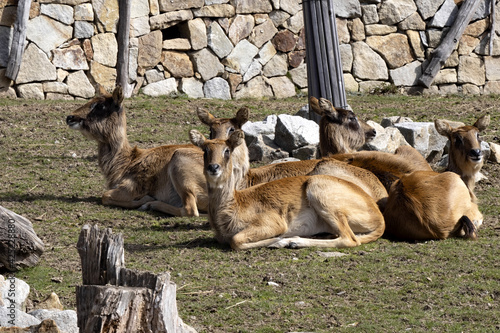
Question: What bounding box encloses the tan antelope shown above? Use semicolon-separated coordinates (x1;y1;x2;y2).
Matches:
66;85;248;217
309;97;376;156
190;129;385;250
434;114;490;202
383;170;483;241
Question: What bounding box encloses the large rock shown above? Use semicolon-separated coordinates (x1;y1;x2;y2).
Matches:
352;41;388;80
274;114;319;153
130;16;151;38
268;76;296;98
394;122;448;158
429;0;457;28
415;0;445;20
289;63;307;88
249;19;278;48
138;30;162;70
74;21;95;39
361;4;378;25
191;48;224;81
378;0;417;25
233;0;272;14
407;30;425;58
67;70;95;98
74;3;94;21
0;277;30;310
270;10;291;27
52;45;89;70
247;134;289;162
91;33;118;67
280;0;301;15
161;51;193;78
390;60;422;86
224;39;259;74
192;4;235;17
180;77;204;98
16;43;57;84
333;0;362;19
272;29;297;52
90;61;117;91
263;54;287;77
29;309;78;333
43;82;68;94
149;10;193;30
398;12;425;31
340;43;353;72
203;77;231;99
40;4;74;25
363;121;409;153
228;14;254;45
434;68;457;85
457;56;485;85
242;60;262;82
17;83;44;99
485;56;500;81
366;33;413;69
92;0;119;32
234;76;273;99
208;21;233;58
131;0;151;18
158;0;203;12
184;18;207;51
283;10;304;34
365;24;397;36
26;15;72;53
258;41;277;66
0;307;41;328
242;114;277;147
142;78;177;96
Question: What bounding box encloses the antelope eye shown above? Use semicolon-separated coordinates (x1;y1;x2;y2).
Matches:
223;148;230;159
228;127;235;134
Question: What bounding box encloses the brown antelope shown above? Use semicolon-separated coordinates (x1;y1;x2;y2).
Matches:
434;114;490;202
66;85;248;217
309;97;376;156
190;129;385;250
383;170;483;241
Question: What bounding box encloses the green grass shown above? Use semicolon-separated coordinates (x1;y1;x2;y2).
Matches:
0;94;499;332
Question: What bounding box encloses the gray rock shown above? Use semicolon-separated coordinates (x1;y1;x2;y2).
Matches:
361;4;379;24
242;114;278;146
131;0;150;18
208;21;233;59
340;43;353;72
378;0;417;25
224;39;259;74
149;10;193;30
263;54;288;77
415;0;445;20
185;18;207;51
145;69;165;84
282;11;304;34
242;60;262;82
267;76;296;98
74;3;94;21
74;21;95;39
258;41;277;66
280;0;301;15
248;19;278;48
203;77;231;99
247;134;289;162
130;16;151;38
274;114;319;153
228;14;254;45
27;15;73;53
269;10;290;27
16;43;57;84
52;45;89;70
352;41;388;80
488;142;500;163
363;121;409;153
43;82;69;94
29;309;78;333
390;60;422;86
381;116;413;128
288;63;308;88
191;48;224;81
233;0;272;14
158;0;204;12
142;78;178;96
40;4;74;25
192;4;235;17
234;76;273;99
0;306;41;328
67;70;95;98
429;0;458;28
292;144;319;160
333;0;362;19
180;77;204;98
129;47;138;82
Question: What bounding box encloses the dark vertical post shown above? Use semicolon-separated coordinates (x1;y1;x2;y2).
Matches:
6;0;32;80
303;0;348;123
117;0;133;97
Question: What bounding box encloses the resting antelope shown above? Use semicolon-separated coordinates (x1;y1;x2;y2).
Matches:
309;97;376;156
434;114;490;202
66;85;248;217
383;170;483;241
190;129;385;250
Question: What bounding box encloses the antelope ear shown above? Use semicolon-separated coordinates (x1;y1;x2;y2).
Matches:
227;130;245;150
309;96;323;116
473;114;490;132
97;84;109;96
112;86;124;107
190;129;206;148
197;107;216;125
233;107;249;127
434;119;452;137
318;98;340;121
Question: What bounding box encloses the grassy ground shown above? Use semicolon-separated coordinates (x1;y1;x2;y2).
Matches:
0;94;499;332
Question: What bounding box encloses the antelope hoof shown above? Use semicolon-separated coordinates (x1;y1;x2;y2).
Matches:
139;203;151;211
268;238;288;249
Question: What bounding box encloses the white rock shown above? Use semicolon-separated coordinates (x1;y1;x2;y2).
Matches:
40;4;74;25
203;77;231;99
224;39;259;74
130;16;151;38
208;21;233;59
29;309;78;333
429;0;457;28
268;76;296;98
242;60;262;82
275;114;319;153
181;77;204;98
142;78;177;96
289;63;308;88
16;43;57;84
262;53;288;77
67;70;95;98
74;3;94;21
27;15;73;54
91;33;118;67
1;277;30;310
74;21;95;39
52;45;89;70
0;307;41;328
389;60;422;86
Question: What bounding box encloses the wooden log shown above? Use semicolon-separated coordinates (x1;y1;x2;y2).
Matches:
0;205;44;271
418;0;482;88
116;0;134;97
76;225;196;333
6;0;32;80
303;0;348;123
490;0;496;56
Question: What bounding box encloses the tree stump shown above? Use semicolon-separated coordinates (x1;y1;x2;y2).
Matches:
0;205;44;271
76;224;196;333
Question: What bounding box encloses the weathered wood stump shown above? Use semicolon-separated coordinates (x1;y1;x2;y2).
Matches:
76;224;196;333
0;205;44;271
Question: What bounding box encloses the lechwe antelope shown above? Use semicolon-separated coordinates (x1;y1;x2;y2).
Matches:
383;170;483;241
190;129;385;250
434;114;490;202
66;85;248;216
309;97;376;156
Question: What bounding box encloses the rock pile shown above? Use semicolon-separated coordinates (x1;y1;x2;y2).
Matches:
0;0;499;99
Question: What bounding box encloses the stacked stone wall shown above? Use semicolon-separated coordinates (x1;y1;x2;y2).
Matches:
0;0;499;100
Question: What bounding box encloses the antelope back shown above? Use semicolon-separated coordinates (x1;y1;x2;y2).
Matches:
309;97;372;156
197;107;249;139
66;86;125;142
434;115;490;175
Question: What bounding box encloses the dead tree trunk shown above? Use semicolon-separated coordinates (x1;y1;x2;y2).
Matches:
76;224;196;333
116;0;134;98
6;0;32;80
0;205;44;271
418;0;482;88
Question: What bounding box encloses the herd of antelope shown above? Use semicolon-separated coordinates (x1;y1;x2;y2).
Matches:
66;86;490;250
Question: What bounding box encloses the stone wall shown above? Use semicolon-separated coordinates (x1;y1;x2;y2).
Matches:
0;0;499;100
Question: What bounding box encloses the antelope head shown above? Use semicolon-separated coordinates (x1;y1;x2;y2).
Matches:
197;107;249;139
